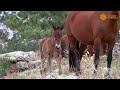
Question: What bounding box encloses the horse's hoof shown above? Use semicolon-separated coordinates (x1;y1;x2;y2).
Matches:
92;70;98;79
75;71;81;76
93;69;97;74
104;74;112;79
104;68;111;79
69;68;73;73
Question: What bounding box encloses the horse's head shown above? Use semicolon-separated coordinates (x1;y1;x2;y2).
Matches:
52;24;64;49
108;11;119;18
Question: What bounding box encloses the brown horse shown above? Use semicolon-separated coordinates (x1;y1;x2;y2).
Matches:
84;43;108;57
61;34;69;58
66;11;119;77
61;35;96;58
40;25;64;75
61;34;108;58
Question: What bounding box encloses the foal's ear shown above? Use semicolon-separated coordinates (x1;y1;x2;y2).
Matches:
52;24;56;30
60;24;64;30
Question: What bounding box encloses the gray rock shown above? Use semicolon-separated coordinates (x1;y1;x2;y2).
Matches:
0;51;37;62
16;61;29;71
113;43;120;58
28;60;41;69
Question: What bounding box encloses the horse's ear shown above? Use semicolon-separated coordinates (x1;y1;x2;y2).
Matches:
52;24;56;31
60;24;64;30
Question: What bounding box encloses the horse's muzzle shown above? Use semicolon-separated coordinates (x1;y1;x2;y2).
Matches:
55;44;61;49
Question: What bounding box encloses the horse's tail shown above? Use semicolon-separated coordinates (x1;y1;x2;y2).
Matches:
76;40;79;51
76;40;80;51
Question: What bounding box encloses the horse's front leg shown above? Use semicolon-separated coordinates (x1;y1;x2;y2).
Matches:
104;40;115;79
55;51;62;75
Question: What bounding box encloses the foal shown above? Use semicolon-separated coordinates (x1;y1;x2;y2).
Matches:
40;25;64;75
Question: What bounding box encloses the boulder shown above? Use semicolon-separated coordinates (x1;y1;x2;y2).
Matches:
0;51;41;72
28;60;41;69
113;43;120;58
16;61;29;71
0;51;37;62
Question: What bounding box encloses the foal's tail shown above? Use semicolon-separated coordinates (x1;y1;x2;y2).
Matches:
39;38;47;50
39;38;47;59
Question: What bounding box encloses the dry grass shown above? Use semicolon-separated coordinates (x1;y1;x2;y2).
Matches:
1;53;120;79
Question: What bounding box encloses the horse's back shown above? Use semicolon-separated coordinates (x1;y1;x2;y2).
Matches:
66;11;119;45
66;11;96;44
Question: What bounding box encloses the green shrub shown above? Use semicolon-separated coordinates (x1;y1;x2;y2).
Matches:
0;58;11;77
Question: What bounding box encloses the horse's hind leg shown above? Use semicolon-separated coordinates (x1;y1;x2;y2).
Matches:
94;38;101;74
68;37;80;74
78;43;87;73
69;44;74;73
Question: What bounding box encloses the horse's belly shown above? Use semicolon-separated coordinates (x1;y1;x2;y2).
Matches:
72;27;93;44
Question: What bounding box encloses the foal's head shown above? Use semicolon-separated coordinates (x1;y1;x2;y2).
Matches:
52;24;64;49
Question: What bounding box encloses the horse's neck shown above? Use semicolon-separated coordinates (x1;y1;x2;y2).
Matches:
110;11;118;15
108;11;119;25
50;36;55;46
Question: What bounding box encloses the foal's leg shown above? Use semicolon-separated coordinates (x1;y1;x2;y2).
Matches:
56;54;62;75
105;40;115;79
40;51;47;77
41;52;45;68
47;52;52;74
55;50;62;75
56;56;62;75
58;56;62;75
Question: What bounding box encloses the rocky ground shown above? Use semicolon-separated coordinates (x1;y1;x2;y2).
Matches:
0;54;120;79
0;43;120;79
